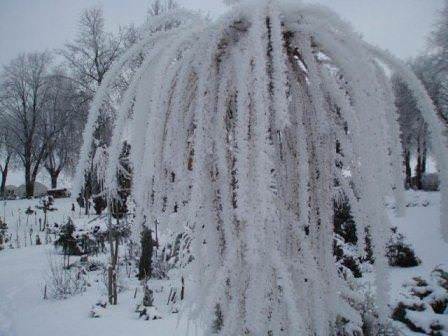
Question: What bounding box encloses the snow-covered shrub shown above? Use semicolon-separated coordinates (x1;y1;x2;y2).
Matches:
45;254;87;299
90;299;107;318
54;217;102;256
74;0;448;333
160;232;192;270
151;254;169;280
134;283;162;321
54;218;81;255
138;226;156;280
391;268;448;334
334;197;363;278
84;258;105;272
135;304;162;321
93;196;107;215
335;282;398;336
334;198;358;245
334;234;362;279
422;173;440;191
386;227;421;267
212;304;224;334
0;218;8;250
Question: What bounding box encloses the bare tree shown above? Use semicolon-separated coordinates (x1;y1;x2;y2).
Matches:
60;6;125;205
0;52;53;198
60;6;123;100
147;0;178;17
416;0;448;124
393;73;429;189
43;69;84;188
0;127;15;197
412;55;448;126
430;0;448;74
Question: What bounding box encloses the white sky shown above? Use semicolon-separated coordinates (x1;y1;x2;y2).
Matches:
0;0;445;68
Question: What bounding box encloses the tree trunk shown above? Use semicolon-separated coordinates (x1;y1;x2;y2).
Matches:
107;213;119;305
0;154;11;198
108;237;119;305
422;140;427;174
108;264;113;304
113;236;119;305
404;150;411;189
50;171;59;189
84;194;90;215
25;179;35;199
416;143;423;190
0;173;6;198
24;162;33;198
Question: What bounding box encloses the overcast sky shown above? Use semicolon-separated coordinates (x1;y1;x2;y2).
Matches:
0;0;444;68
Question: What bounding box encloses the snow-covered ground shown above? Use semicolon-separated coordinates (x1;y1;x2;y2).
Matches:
387;191;448;334
0;191;447;336
388;191;448;301
0;197;192;336
0;244;191;336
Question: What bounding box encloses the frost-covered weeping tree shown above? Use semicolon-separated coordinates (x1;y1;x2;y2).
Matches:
74;1;448;334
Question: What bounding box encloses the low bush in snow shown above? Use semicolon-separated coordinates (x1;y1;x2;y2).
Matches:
44;254;87;299
391;267;448;334
421;173;440;192
0;218;8;250
386;227;421;267
90;299;107;318
160;232;193;270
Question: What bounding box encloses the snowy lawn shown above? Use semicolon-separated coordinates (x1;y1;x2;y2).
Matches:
0;191;447;336
388;192;448;300
0;197;192;336
0;245;192;336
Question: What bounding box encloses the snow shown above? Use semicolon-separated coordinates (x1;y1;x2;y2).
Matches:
0;190;446;335
2;1;447;334
388;191;448;301
0;244;191;336
387;191;448;335
0;197;193;336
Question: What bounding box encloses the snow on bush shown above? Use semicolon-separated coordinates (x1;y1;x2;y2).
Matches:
89;299;108;318
0;218;8;250
391;268;448;334
74;0;448;334
422;173;440;192
386;227;421;268
44;253;87;299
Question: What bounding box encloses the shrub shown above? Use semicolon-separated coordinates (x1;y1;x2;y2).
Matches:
44;254;87;299
54;218;81;255
391;302;426;333
421;173;439;191
386;227;421;267
391;269;448;334
93;196;107;215
0;218;7;250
